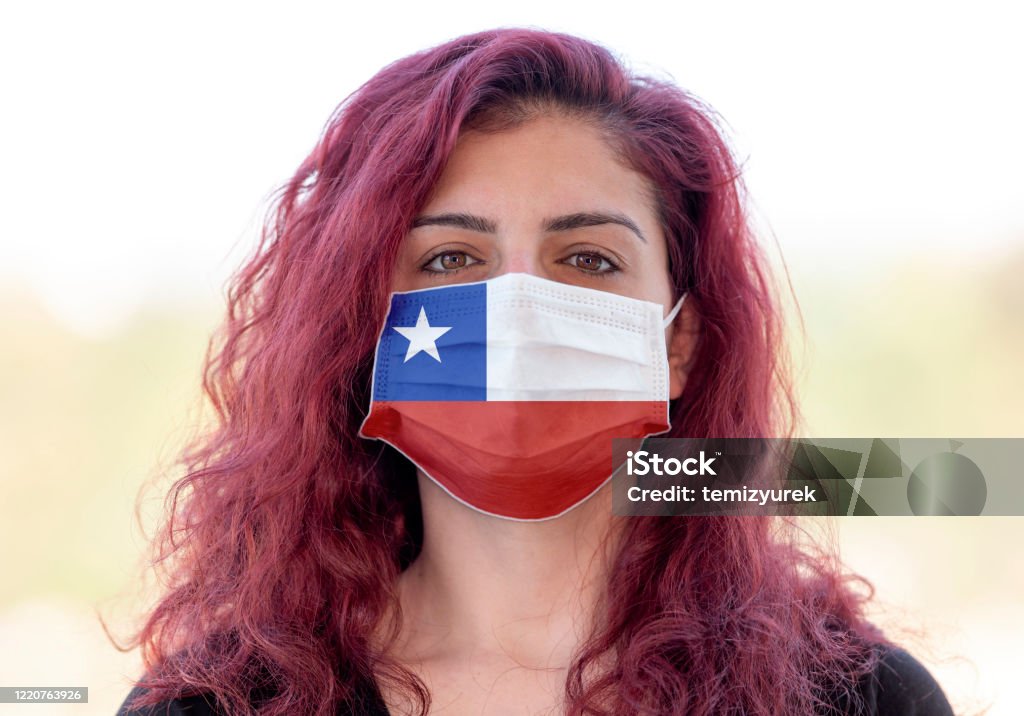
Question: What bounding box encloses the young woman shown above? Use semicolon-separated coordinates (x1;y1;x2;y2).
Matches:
114;28;955;715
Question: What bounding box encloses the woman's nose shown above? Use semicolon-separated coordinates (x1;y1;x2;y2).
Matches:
491;248;545;280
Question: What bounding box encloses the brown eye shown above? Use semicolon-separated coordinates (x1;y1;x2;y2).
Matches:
441;253;466;269
569;252;614;273
424;250;479;273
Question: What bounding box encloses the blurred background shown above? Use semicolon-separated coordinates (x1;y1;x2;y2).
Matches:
1;1;1020;714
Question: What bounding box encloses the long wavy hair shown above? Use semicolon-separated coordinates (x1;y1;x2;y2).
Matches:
115;28;889;715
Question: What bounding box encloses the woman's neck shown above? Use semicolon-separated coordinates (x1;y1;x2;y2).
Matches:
389;469;621;669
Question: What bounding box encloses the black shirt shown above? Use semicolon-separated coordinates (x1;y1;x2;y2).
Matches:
115;646;955;715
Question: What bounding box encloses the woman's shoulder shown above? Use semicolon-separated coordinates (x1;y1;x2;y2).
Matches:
117;647;953;716
114;682;388;716
115;684;221;715
845;644;955;716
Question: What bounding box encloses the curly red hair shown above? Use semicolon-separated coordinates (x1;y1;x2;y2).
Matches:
114;28;888;715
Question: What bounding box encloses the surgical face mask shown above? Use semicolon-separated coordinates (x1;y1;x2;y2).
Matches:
358;271;686;521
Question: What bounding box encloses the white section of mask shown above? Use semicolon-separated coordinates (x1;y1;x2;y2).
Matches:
482;272;687;402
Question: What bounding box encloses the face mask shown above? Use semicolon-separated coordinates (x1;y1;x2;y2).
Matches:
358;272;686;521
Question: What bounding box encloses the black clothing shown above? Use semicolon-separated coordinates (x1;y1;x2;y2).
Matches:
115;645;955;715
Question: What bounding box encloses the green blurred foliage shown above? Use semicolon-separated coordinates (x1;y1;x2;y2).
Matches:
782;247;1024;437
0;289;218;606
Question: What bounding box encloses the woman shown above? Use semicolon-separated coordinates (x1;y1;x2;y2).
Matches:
114;28;955;715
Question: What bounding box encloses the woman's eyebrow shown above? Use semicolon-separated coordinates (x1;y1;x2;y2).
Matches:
544;211;647;243
411;210;647;243
412;212;497;233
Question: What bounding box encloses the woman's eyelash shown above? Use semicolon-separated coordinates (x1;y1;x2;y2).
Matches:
420;250;481;274
567;249;620;274
418;248;622;275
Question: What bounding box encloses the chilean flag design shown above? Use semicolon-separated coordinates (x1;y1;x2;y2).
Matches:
358;276;673;520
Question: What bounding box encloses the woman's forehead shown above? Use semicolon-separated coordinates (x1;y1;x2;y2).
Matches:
422;114;659;227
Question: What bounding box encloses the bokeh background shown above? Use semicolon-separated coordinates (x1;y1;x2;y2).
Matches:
1;2;1021;714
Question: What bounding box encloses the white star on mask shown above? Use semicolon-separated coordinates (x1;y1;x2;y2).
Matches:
392;306;453;363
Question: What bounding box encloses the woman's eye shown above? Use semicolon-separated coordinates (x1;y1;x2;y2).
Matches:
566;252;617;274
423;251;479;273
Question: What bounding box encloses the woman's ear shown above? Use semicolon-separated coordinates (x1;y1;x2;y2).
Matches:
666;298;700;400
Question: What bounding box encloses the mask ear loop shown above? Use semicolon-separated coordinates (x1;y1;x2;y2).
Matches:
662;292;687;329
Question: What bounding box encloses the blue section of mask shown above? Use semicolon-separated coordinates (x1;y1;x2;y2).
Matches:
373;281;488;401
